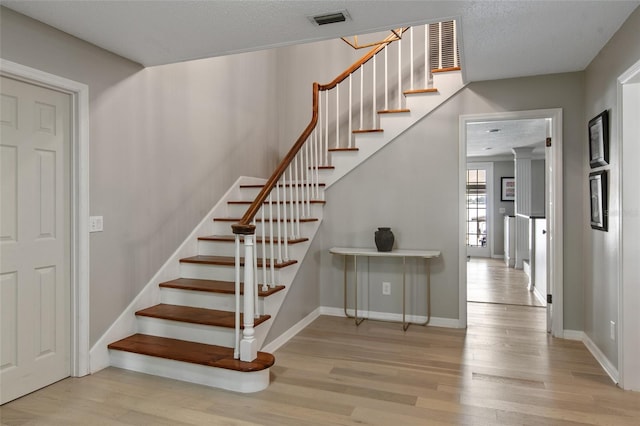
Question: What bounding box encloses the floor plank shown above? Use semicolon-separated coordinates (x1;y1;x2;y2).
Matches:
2;304;638;425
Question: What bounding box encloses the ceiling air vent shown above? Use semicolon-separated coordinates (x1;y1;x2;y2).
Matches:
309;10;350;26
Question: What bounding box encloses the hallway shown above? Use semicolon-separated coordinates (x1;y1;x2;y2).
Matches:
467;257;545;307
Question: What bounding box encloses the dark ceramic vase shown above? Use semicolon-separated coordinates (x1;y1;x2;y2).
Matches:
374;227;394;252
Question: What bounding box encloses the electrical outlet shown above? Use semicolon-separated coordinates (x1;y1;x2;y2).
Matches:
610;321;616;340
89;216;103;233
382;282;391;295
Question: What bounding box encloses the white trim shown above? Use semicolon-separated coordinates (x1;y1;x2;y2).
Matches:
261;308;321;353
320;306;464;328
617;58;640;391
562;330;584;341
459;109;563;336
532;285;547;307
0;59;90;377
583;333;620;385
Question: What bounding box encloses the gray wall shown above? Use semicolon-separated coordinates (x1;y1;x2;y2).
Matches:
319;72;585;326
583;6;640;369
1;8;281;345
531;159;546;216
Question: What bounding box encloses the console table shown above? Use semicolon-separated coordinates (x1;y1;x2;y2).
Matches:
329;247;441;330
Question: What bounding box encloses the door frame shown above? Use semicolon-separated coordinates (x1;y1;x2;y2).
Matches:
458;109;563;337
1;59;90;377
617;58;640;391
465;161;493;258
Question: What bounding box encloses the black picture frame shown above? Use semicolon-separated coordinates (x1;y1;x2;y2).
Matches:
589;170;608;231
588;110;609;168
501;177;515;201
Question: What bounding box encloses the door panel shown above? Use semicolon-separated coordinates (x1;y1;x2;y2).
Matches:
0;76;70;404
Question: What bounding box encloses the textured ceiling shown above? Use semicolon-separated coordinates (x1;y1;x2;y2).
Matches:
3;1;638;82
466;119;548;159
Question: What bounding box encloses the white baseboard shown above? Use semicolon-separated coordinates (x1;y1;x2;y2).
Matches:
261;308;321;353
319;306;464;328
563;329;619;385
582;333;619;385
533;286;547;306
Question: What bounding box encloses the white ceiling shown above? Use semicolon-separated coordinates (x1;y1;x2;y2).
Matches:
3;1;638;82
466;119;547;159
4;1;637;158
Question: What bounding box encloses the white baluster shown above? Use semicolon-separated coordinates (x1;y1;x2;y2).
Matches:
261;206;267;292
268;194;275;287
373;54;377;128
281;178;289;263
324;90;329;163
335;84;340;149
239;234;256;362
359;67;364;131
349;74;353;148
398;36;402;109
305;138;311;217
276;181;282;263
384;47;388;111
294;156;300;236
289;167;295;239
314;128;321;199
410;27;414;91
234;235;240;359
318;92;323;164
425;24;430;87
438;22;443;69
453;20;458;68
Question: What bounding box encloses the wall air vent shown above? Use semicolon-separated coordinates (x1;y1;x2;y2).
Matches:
309;10;350;26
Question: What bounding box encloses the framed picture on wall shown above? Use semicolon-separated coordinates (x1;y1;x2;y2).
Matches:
589;170;608;231
501;177;515;201
588;110;609;168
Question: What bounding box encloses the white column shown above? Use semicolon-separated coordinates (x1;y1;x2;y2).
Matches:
240;234;257;361
512;147;534;270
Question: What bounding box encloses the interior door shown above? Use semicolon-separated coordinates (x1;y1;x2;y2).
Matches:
1;76;71;404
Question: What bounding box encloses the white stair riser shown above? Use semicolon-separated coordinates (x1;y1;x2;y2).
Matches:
136;316;236;347
197;238;309;259
226;202;323;220
109;350;269;393
160;287;266;313
180;262;286;283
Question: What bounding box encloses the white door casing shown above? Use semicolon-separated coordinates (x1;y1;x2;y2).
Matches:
459;109;563;335
1;76;71;404
0;59;90;385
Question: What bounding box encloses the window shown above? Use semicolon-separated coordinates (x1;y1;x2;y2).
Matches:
466;169;487;247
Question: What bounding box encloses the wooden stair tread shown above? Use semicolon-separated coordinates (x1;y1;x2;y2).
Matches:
328;147;359;152
228;200;326;205
214;217;318;223
404;88;439;95
199;235;309;244
108;334;274;372
240;183;325;188
378;109;410;114
352;129;383;134
159;278;285;297
135;303;271;328
181;255;297;269
432;66;461;73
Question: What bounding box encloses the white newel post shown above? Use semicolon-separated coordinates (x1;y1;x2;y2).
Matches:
240;234;257;361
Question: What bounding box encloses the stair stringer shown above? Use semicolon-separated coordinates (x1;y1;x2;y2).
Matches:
324;70;466;188
88;175;266;373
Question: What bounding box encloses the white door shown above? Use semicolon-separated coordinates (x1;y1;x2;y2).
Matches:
1;76;71;404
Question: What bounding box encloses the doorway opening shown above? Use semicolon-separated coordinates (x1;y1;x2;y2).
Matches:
458;109;563;336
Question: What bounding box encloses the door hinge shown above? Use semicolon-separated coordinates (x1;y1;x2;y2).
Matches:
547;294;552;304
546;137;552;147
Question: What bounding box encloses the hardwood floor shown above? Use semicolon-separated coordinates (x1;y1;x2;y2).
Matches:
3;304;639;425
467;257;545;307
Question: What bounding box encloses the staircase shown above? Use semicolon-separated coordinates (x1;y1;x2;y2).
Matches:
106;21;464;393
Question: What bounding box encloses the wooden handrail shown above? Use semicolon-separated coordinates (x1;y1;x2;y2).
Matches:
232;29;407;235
